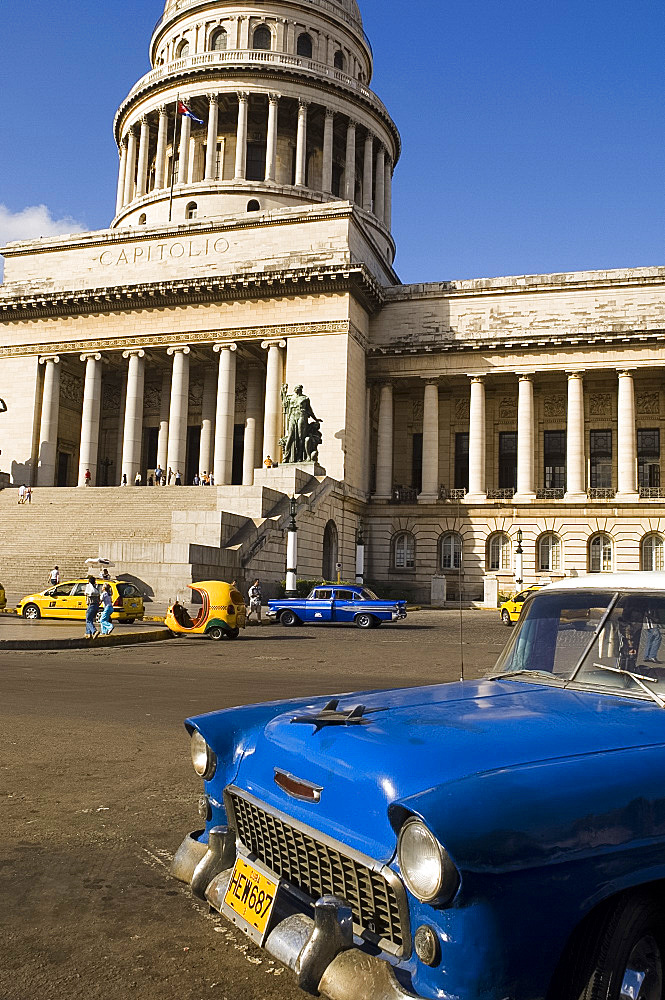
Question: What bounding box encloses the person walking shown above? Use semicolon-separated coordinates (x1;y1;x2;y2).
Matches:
134;471;142;486
84;468;91;486
49;566;60;586
175;469;182;486
247;578;262;624
192;472;199;486
25;486;32;504
99;584;115;635
167;467;173;485
121;473;127;486
17;484;25;504
84;575;101;639
155;465;162;486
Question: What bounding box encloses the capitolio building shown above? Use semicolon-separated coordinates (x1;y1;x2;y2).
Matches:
1;0;665;604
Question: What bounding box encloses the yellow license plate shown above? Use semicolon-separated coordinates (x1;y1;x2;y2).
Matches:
223;857;278;939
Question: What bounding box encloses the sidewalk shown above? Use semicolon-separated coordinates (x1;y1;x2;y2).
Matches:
0;615;171;650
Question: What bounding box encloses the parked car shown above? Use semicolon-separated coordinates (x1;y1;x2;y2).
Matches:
0;580;6;611
164;581;246;640
171;573;665;1000
267;585;407;629
17;579;144;622
499;583;542;624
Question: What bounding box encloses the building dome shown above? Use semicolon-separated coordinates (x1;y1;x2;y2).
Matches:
112;0;399;263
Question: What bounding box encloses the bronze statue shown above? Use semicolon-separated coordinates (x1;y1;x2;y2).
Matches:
280;384;321;464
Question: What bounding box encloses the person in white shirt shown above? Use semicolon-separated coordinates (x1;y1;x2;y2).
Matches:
49;566;60;586
84;576;100;638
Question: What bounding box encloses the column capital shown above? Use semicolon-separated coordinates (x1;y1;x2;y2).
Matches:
565;369;585;378
119;136;128;150
122;348;146;359
261;339;287;350
364;129;375;143
617;367;637;376
213;341;237;353
268;92;281;105
518;372;535;381
140;115;150;127
467;373;486;383
207;92;219;104
325;107;335;120
127;125;138;138
347;118;357;131
158;104;168;116
421;377;440;386
79;352;103;363
298;98;310;112
166;345;191;356
237;90;250;103
39;355;60;365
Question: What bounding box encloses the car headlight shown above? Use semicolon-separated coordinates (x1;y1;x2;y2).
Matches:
398;818;459;904
191;730;217;780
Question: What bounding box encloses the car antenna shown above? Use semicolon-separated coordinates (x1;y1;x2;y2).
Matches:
457;496;465;682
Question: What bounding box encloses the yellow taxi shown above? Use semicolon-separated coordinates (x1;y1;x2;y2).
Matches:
0;581;6;611
17;579;144;623
499;585;542;626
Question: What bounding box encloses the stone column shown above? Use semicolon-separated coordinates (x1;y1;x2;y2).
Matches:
136;116;150;197
345;120;356;202
115;139;127;214
617;369;638;499
115;372;127;484
166;347;190;479
322;109;334;193
199;364;217;478
154;106;168;190
515;374;536;500
565;371;586;500
363;385;372;495
123;128;137;205
261;339;286;463
374;382;393;500
156;368;170;472
265;94;279;182
204;94;219;180
213;343;237;485
178;113;192;184
362;132;373;212
37;356;61;487
121;349;146;484
419;380;440;502
243;364;263;485
375;145;385;223
295;100;308;186
78;353;103;486
467;375;487;500
234;92;249;180
384;154;392;229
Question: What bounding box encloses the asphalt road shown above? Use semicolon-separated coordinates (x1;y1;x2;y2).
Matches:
0;610;509;1000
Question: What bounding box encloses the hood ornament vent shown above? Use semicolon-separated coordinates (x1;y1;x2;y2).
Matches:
290;699;383;732
274;768;323;802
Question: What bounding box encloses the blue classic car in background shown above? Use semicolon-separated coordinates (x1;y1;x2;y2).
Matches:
171;573;665;1000
267;584;407;628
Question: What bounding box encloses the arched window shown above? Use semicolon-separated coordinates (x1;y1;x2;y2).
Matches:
538;533;561;572
334;50;345;70
247;199;261;212
322;520;338;580
297;32;313;58
642;533;665;571
487;532;511;572
252;25;271;50
393;532;415;570
210;28;227;51
589;533;612;573
439;532;463;571
176;39;190;58
185;202;197;219
138;213;147;225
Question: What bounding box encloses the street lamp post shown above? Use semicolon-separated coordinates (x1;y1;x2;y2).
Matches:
355;525;365;585
285;496;298;597
515;528;524;590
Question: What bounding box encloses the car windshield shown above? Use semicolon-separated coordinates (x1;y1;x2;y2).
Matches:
491;589;665;705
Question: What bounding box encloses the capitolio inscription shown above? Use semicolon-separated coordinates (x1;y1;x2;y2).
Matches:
94;236;229;266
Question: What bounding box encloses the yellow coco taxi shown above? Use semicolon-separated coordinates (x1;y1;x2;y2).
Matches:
165;581;246;640
499;585;542;626
17;580;144;623
0;580;6;611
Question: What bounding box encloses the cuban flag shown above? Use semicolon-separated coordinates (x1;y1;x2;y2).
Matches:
178;100;204;124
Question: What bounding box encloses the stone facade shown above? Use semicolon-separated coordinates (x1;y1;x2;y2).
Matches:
1;0;664;603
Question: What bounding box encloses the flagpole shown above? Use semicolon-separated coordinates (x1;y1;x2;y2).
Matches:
168;93;179;223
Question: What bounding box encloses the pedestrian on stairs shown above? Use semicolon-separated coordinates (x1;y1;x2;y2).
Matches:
167;467;173;485
175;470;182;486
25;486;32;504
155;465;162;485
84;468;91;486
49;566;60;586
17;484;25;504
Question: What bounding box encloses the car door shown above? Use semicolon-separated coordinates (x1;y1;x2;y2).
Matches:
43;582;78;619
69;582;89;619
332;589;356;623
304;589;333;623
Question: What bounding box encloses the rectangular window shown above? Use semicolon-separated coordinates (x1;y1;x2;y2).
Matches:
411;433;423;492
638;428;660;488
543;430;566;489
215;141;223;180
246;142;266;181
498;432;517;489
590;429;612;489
454;432;469;491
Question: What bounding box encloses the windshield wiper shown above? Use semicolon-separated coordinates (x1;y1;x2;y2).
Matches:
491;669;565;684
590;663;665;709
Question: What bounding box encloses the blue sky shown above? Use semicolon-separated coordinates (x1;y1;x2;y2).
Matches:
1;0;663;283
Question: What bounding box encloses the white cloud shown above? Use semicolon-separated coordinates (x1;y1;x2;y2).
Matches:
0;203;85;279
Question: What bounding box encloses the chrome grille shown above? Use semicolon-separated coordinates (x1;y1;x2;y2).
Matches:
227;789;407;955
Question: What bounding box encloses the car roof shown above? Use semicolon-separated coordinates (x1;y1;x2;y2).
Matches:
540;572;665;593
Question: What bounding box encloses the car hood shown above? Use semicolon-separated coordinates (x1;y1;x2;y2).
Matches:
224;678;665;861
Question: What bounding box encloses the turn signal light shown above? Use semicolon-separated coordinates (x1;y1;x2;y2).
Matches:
113;596;123;608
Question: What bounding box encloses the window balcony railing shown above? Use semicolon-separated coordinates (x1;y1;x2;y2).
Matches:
536;488;565;500
438;486;467;501
640;487;665;499
588;488;616;500
392;486;417;504
487;488;516;500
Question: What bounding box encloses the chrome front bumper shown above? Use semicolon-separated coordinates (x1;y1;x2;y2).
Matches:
171;828;419;1000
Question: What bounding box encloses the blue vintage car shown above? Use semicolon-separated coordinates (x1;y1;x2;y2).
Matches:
171;573;665;1000
267;584;407;629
